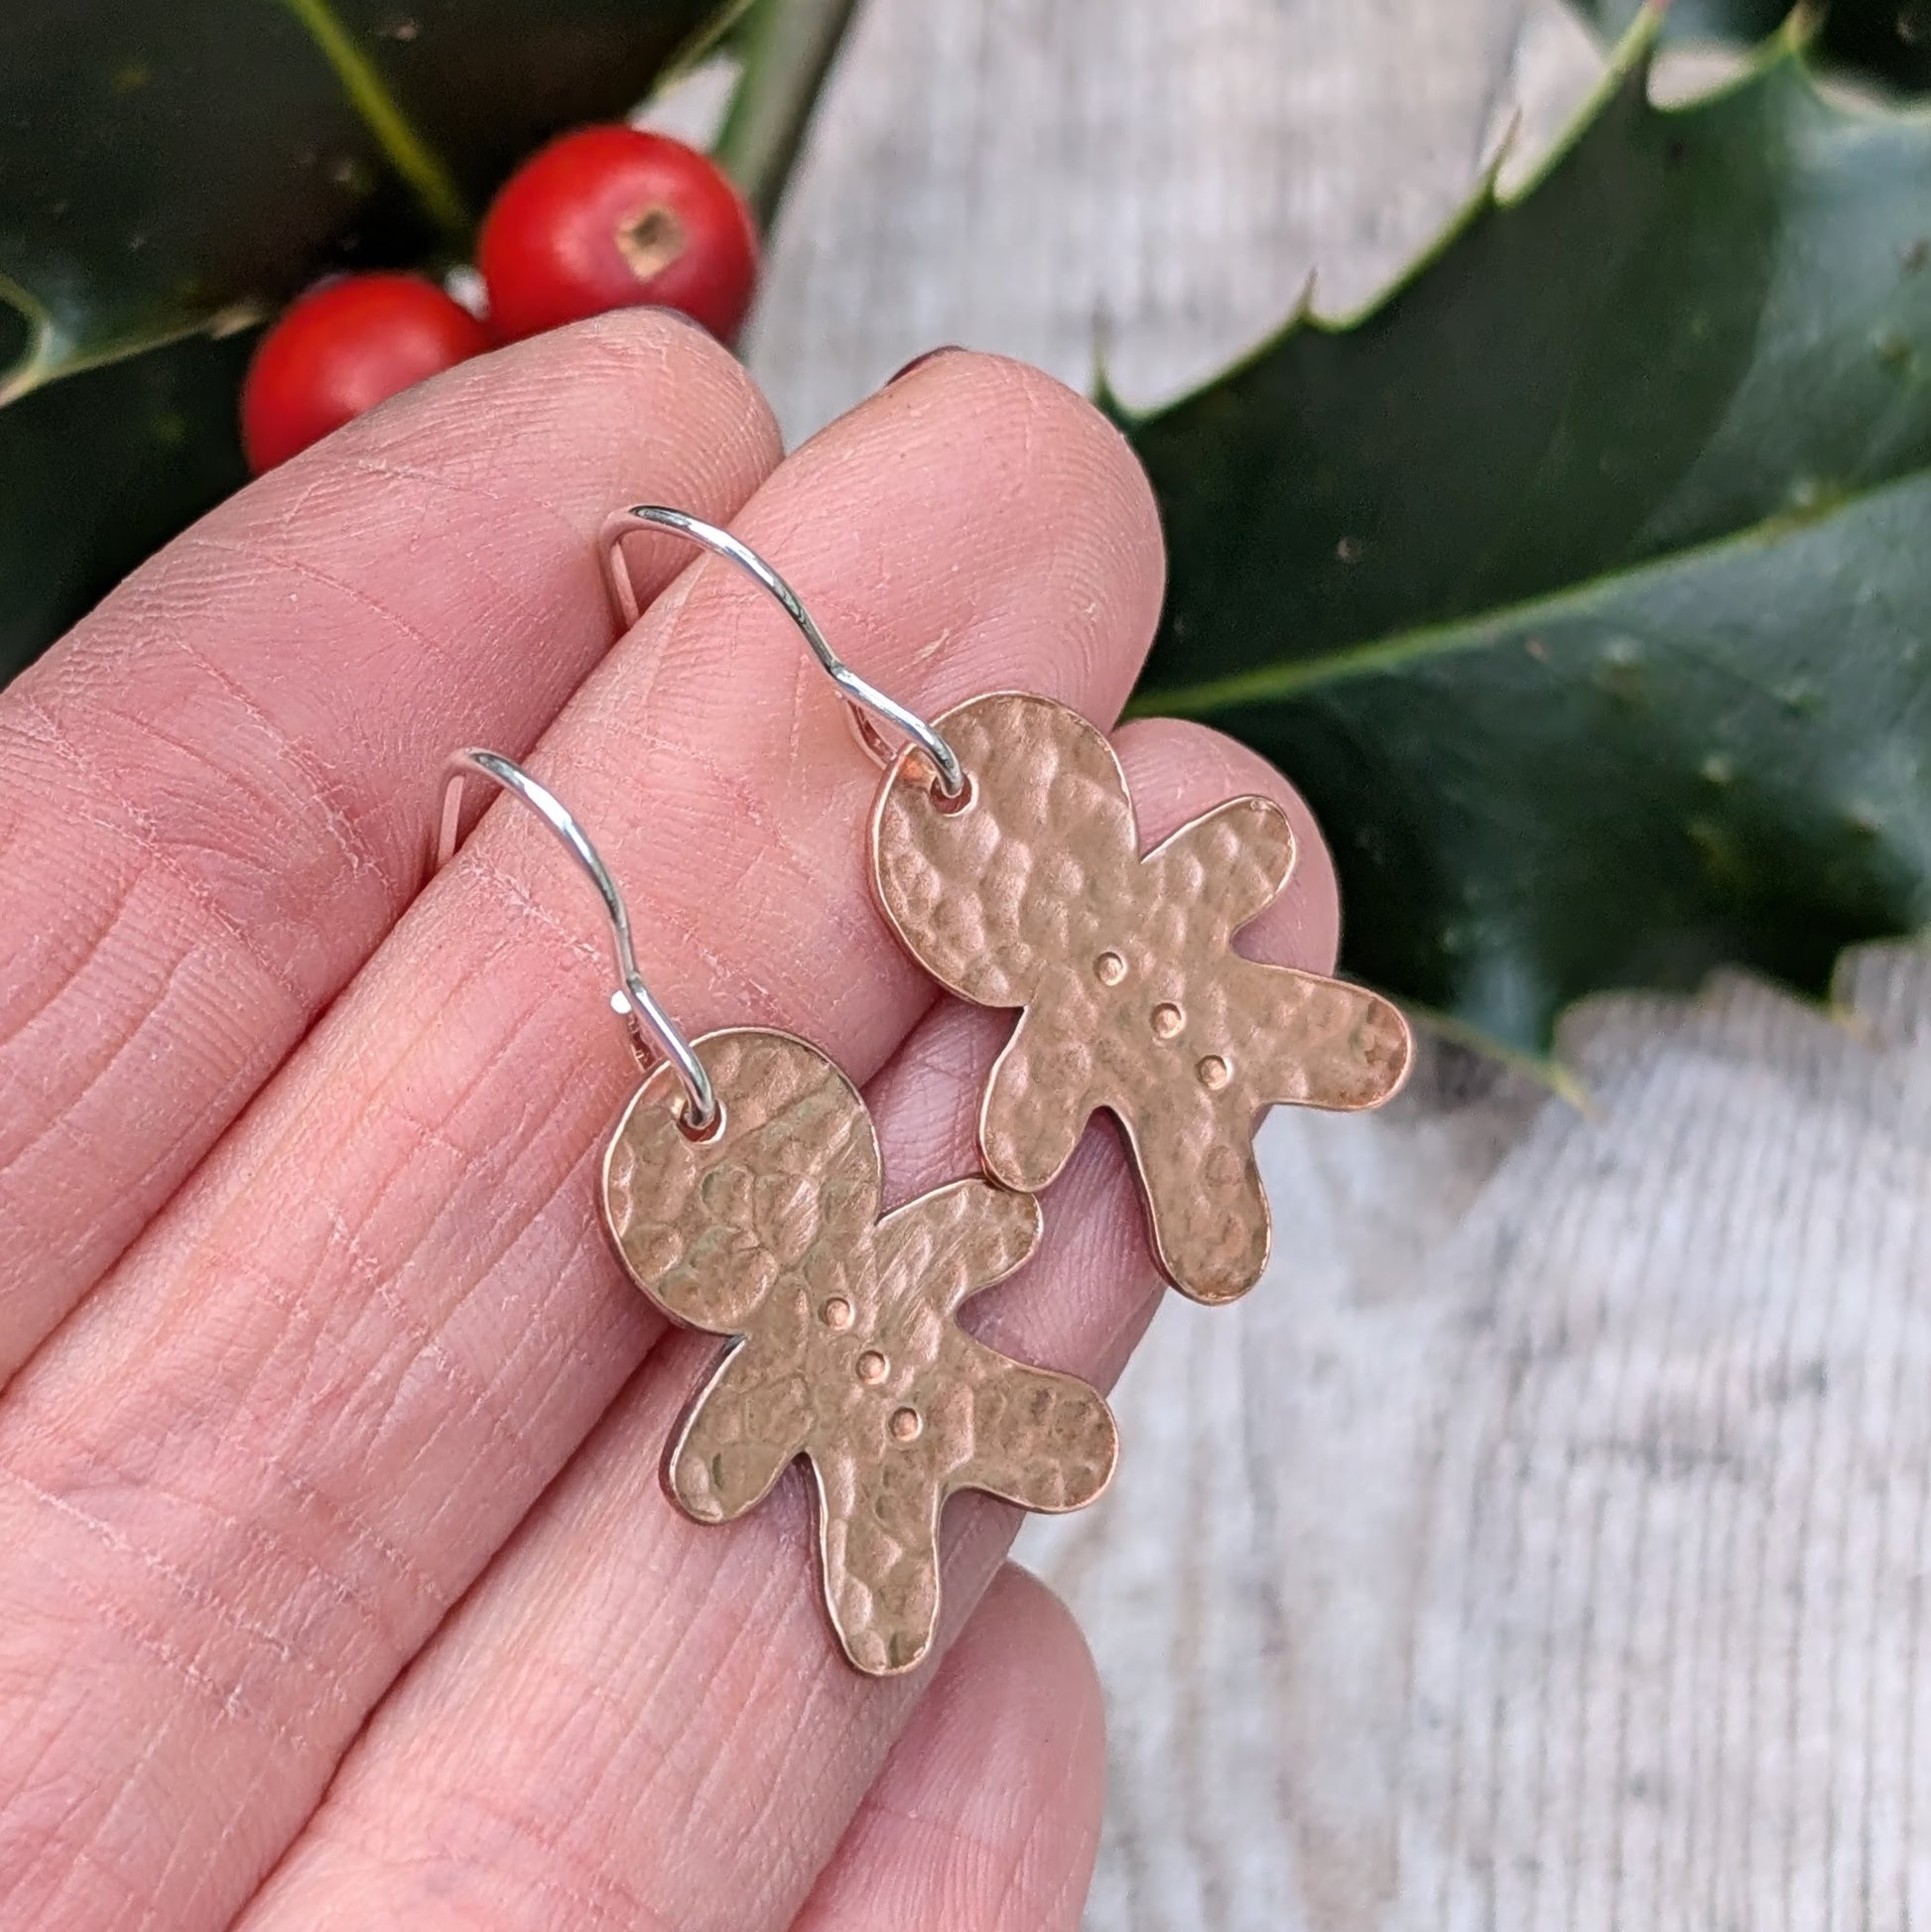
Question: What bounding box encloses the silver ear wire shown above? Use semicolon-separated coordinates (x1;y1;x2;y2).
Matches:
435;748;718;1133
599;505;966;799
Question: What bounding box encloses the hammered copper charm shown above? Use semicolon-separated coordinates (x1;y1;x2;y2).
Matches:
602;1026;1119;1676
870;692;1414;1306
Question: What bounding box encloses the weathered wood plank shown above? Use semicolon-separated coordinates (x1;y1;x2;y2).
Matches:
744;0;1563;442
1027;951;1931;1929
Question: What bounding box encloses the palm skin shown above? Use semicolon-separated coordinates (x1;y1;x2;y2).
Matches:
0;318;1340;1929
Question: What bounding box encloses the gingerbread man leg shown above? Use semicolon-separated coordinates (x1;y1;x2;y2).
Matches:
814;1444;946;1675
978;1006;1102;1195
1127;1084;1274;1304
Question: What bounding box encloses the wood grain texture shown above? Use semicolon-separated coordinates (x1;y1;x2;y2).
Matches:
727;2;1931;1924
1028;955;1931;1929
740;0;1559;442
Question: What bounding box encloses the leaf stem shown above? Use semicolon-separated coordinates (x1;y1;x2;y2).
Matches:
711;0;865;231
274;0;470;241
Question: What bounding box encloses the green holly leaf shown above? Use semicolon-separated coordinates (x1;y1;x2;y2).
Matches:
1576;0;1931;91
0;0;731;679
1126;17;1931;1064
0;331;258;676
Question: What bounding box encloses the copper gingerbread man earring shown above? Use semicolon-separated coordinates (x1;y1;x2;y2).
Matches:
604;506;1415;1311
434;752;1116;1677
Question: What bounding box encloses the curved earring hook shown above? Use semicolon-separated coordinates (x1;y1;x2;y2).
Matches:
435;748;718;1133
599;505;966;799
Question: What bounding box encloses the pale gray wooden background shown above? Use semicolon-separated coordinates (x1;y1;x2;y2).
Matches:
681;4;1931;1923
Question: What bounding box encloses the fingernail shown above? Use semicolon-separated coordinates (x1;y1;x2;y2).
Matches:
885;345;966;386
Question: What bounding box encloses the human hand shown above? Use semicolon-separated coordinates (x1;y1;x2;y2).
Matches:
0;317;1340;1928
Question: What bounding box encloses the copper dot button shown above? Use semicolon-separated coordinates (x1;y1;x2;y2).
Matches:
1151;1001;1184;1039
1094;950;1127;986
1197;1054;1229;1090
821;1296;853;1330
856;1350;888;1385
889;1406;922;1442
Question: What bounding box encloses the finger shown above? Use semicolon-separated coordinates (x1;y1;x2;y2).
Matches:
228;724;1330;1932
788;1566;1103;1932
0;352;1164;1929
243;1564;1104;1932
0;310;781;1384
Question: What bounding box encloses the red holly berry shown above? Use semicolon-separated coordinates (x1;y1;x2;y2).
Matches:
241;273;489;473
477;126;759;344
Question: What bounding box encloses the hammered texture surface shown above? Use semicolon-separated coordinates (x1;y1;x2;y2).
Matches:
602;1027;1118;1675
872;693;1415;1304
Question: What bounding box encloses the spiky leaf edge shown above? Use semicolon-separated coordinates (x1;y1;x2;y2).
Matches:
1112;4;1920;1085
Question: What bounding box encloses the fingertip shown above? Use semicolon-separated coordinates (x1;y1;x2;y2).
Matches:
837;347;1167;721
790;1562;1106;1932
937;1563;1105;1815
974;1559;1101;1687
1112;714;1343;974
342;304;782;507
933;1563;1109;1911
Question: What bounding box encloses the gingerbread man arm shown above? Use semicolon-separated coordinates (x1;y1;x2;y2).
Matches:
1144;794;1298;948
668;1326;816;1524
1231;960;1414;1111
869;1178;1042;1319
951;1333;1118;1513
